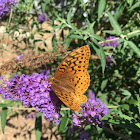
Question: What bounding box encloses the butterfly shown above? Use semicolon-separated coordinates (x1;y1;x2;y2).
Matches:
48;46;90;111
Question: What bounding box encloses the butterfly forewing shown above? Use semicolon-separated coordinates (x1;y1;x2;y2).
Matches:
54;46;90;78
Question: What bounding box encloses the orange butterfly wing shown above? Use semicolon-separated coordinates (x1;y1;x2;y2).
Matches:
49;46;90;111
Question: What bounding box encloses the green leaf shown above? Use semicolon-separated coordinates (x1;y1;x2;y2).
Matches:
101;79;108;91
120;104;130;110
69;35;83;39
129;1;140;11
107;12;122;35
35;112;42;140
41;0;47;13
103;46;114;50
0;103;13;107
38;30;51;33
114;1;126;20
98;0;106;20
91;43;106;73
118;112;132;121
93;34;104;41
127;0;134;7
127;31;140;38
64;38;72;49
67;8;73;25
123;40;128;48
128;41;140;57
121;89;131;96
1;107;8;133
136;123;140;128
120;89;131;101
137;95;140;115
86;19;95;34
83;35;89;40
126;99;138;106
103;30;117;35
58;113;68;132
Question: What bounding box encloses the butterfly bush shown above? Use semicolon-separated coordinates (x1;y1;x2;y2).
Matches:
0;73;62;124
99;36;119;68
99;36;120;48
105;56;115;68
38;13;48;23
0;0;17;19
25;112;37;120
70;91;109;139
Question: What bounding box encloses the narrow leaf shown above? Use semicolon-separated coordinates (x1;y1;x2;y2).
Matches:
127;30;140;38
67;8;73;25
1;107;8;133
103;46;114;50
93;34;104;41
130;1;140;11
87;19;95;34
126;99;138;106
64;38;72;49
119;112;132;121
98;0;106;20
137;95;140;115
41;0;47;13
128;0;134;7
69;35;83;39
128;41;140;57
91;43;106;73
103;30;117;35
58;114;68;132
121;89;131;96
136;123;140;128
101;79;108;91
35;112;42;140
0;103;13;107
114;1;126;20
107;12;122;35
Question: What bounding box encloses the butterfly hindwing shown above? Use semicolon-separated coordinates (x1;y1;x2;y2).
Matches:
51;83;81;111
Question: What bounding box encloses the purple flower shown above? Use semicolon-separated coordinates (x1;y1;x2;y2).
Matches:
90;111;96;117
41;68;51;75
0;76;3;79
0;73;62;124
38;13;48;23
106;56;115;67
99;36;120;48
88;90;96;100
70;97;109;139
73;118;81;126
25;112;37;120
0;0;17;19
80;131;88;140
15;54;24;60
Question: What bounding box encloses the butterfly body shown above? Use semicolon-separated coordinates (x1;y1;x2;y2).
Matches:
48;46;90;111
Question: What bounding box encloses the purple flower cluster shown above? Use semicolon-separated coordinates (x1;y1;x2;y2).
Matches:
25;112;37;120
70;97;109;139
0;0;17;19
106;56;115;68
0;73;62;124
99;36;120;48
15;54;24;60
38;13;47;23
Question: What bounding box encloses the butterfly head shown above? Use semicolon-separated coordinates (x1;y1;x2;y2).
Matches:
48;77;58;85
48;77;54;84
